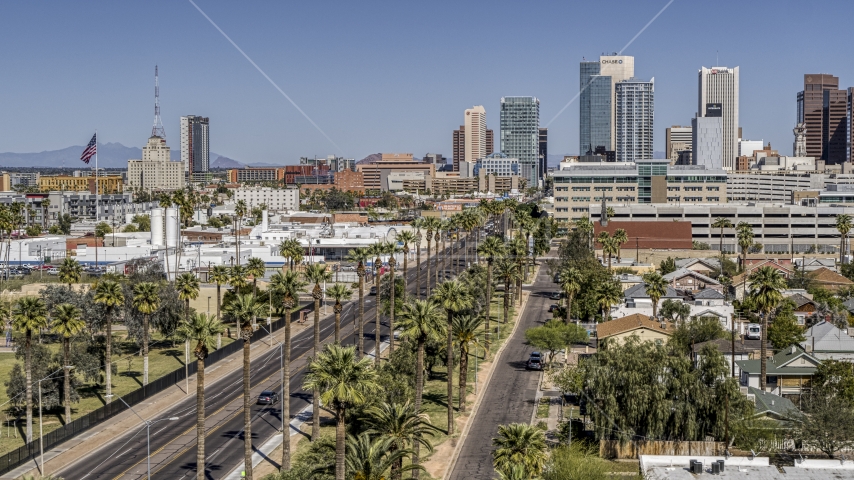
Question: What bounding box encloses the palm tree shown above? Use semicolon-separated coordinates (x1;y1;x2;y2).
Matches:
363;401;440;480
492;423;548;477
597;232;617;270
431;280;472;436
234;199;247;260
422;217;442;295
574;217;594;250
643;271;669;320
345;433;423;480
229;265;250;333
58;257;82;291
209;265;230;336
303;262;332;441
176;272;201;322
595;281;622;321
836;214;852;265
476;236;505;349
384;241;402;353
246;257;266;296
612;228;628;262
518;216;535;281
93;279;124;403
396;230;416;293
223;293;267;478
712;217;733;255
736;222;754;272
508;236;527;305
410;218;424;299
268;270;306;471
494;258;520;327
368;243;385;367
559;267;582;324
747;266;786;390
132;282;160;386
12;297;48;442
452;314;483;413
327;283;353;344
302;344;379;480
176;313;224;480
51;303;84;423
347;247;372;357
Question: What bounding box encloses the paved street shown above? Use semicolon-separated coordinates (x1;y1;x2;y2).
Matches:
448;258;557;480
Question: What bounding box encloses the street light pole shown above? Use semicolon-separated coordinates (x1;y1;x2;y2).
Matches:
258;325;285;436
107;395;178;479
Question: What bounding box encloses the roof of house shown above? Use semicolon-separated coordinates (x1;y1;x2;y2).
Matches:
843;298;854;314
675;257;721;270
623;282;681;300
787;292;816;310
693;288;725;300
748;387;797;419
693;338;771;355
663;268;720;285
596;313;675;339
617;273;643;283
692;308;728;319
737;345;821;376
801;320;854;353
732;260;794;285
806;267;854;287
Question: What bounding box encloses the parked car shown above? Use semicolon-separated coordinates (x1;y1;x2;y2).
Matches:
47;267;59;275
529;352;542;362
746;323;761;340
548;291;562;300
526;358;543;371
369;286;377;295
256;391;280;405
548;304;559;313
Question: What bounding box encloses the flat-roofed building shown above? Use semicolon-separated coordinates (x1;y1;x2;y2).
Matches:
356;153;435;191
39;175;123;194
227;167;286;183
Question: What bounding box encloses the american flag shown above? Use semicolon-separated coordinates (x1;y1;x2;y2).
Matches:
80;134;97;164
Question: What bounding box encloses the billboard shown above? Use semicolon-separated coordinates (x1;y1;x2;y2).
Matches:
705;103;723;117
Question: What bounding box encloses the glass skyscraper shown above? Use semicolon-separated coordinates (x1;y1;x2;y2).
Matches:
580;61;611;154
500;96;540;187
615;78;654;162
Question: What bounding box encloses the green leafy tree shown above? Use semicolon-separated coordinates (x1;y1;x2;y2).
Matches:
659;256;677;275
794;393;854;458
524;320;588;365
768;300;806;349
303;345;379;480
811;359;854;405
659;298;691;325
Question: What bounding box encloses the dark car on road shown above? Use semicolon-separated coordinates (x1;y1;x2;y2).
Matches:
369;285;377;295
526;358;543;371
548;304;559;312
256;391;279;405
547;291;562;300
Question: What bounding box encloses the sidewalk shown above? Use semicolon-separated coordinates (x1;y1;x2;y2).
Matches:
5;312;325;480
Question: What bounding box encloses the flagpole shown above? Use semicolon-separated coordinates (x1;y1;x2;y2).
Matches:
95;130;99;223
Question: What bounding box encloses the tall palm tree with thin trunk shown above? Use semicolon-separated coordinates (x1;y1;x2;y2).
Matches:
176;313;224;480
612;228;628;263
476;236;505;350
345;433;423;480
269;270;306;471
58;257;82;291
327;283;353;344
712;217;733;255
494;258;520;327
229;265;250;333
595;280;622;322
492;423;548;477
368;243;385;367
303;344;379;480
303;262;332;441
431;280;472;436
559;267;582;324
12;297;48;442
246;257;266;297
384;241;402;354
509;236;527;305
223;294;267;479
364;401;440;480
234;200;247;261
132;282;160;386
176;272;201;323
347;247;371;358
736;222;754;273
209;265;230;336
396;230;416;293
452;314;483;413
93;279;124;403
51;303;84;424
409;219;424;299
422;217;441;296
747;266;786;390
643;271;669;320
836;214;852;265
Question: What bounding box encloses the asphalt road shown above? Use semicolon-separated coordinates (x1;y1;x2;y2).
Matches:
56;239;471;480
448;256;557;480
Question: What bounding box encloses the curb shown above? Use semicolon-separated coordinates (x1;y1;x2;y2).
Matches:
442;288;532;480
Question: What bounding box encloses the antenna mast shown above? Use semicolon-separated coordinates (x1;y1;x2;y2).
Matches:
151;65;166;138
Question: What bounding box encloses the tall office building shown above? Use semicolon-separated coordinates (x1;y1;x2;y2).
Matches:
666;126;692;163
452;124;493;171
180;115;210;174
797;74;848;163
539;128;548;181
579;55;634;154
849;87;854;163
500;96;540;186
692;116;723;170
464;106;487;164
615;78;654;162
698;66;739;170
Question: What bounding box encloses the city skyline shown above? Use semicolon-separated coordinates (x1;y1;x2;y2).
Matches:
2;0;854;164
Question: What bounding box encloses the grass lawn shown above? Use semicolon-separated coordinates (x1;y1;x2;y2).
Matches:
536;397;550;419
0;331;235;455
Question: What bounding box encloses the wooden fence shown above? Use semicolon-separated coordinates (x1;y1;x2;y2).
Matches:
600;440;725;459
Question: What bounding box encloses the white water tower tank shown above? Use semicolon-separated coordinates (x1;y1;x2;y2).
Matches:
261;210;269;233
165;207;179;248
150;208;164;247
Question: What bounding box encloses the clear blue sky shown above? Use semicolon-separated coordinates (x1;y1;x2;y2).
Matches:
1;0;853;163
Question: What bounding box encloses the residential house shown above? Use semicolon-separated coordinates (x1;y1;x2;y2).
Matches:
786;292;817;325
595;313;675;348
693;338;771;378
806;267;854;292
616;273;643;292
675;258;720;276
622;282;681;309
733;260;794;300
794;257;837;273
691;288;726;306
737;345;820;396
663;268;721;293
800;320;854;361
745;387;797;423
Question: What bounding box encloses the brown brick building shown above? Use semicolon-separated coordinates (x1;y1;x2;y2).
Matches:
593;220;693;250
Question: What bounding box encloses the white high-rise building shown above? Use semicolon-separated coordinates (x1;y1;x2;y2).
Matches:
615;78;654;162
738;139;764;158
599;55;635;151
464;106;487;163
180;115;210;174
698;66;739;170
692;116;724;170
128;136;185;190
